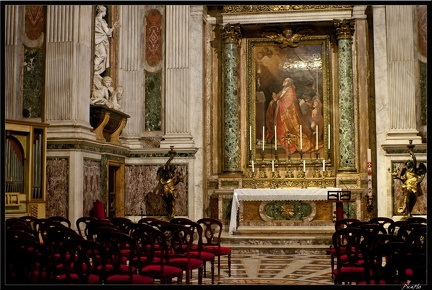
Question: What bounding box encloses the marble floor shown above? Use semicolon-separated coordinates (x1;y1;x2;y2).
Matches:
196;250;334;285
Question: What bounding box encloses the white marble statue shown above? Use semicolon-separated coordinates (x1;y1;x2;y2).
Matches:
94;5;119;75
91;75;114;106
110;86;124;112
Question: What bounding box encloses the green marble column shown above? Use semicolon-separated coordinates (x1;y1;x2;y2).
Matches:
222;24;242;172
334;19;356;170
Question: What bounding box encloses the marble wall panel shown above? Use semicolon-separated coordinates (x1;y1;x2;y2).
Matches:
46;158;68;217
83;159;102;216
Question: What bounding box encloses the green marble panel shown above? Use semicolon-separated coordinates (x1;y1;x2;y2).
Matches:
223;43;240;171
265;201;312;220
145;72;162;131
338;39;355;168
23;48;44;118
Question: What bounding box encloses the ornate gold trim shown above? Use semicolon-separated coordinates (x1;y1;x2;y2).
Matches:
223;5;352;14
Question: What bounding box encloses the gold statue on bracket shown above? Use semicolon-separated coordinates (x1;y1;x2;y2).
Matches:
390;141;427;218
156;146;186;220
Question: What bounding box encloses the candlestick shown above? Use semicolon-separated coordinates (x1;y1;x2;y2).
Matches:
262;126;265;151
322;159;325;171
252;160;255;172
249;126;252;151
316;125;319;150
328;124;330;149
300;125;303;150
272;160;275;172
303;160;306;172
274;125;277;151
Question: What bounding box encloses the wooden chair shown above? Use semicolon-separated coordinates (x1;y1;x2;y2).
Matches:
161;224;204;284
328;218;360;278
132;224;183;284
197;218;232;279
54;239;107;284
96;231;154;284
5;236;53;284
331;227;370;284
366;241;416;284
171;218;215;284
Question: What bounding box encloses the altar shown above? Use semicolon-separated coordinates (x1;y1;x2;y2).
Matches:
229;188;342;234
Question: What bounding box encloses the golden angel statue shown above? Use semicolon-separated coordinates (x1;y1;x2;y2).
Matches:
156;147;186;220
391;148;427;217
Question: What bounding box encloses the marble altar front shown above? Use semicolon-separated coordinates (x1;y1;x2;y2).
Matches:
229;188;342;234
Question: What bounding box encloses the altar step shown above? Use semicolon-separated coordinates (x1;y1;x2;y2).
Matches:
220;226;334;254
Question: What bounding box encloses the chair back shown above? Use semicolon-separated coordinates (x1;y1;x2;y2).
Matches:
404;226;427;252
76;216;98;239
170;218;204;252
404;216;427;224
368;217;394;233
334;218;360;231
48;216;72;228
110;217;136;235
132;224;169;267
196;218;223;248
396;223;426;241
138;217;170;230
387;220;409;236
19;215;39;230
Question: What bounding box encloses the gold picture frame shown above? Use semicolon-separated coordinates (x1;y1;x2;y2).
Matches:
246;36;332;166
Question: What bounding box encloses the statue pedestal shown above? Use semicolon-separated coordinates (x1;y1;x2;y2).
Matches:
90;105;130;145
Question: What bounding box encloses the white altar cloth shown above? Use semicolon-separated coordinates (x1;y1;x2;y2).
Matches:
229;188;341;234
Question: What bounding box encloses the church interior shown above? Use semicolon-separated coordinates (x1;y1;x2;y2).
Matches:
3;4;428;285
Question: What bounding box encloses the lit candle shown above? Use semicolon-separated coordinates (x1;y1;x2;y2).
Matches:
262;126;265;151
271;160;275;172
249;126;252;151
303;160;306;172
252;160;255;172
328;124;331;149
274;125;277;151
322;159;325;171
299;125;303;150
316;125;319;150
367;148;371;164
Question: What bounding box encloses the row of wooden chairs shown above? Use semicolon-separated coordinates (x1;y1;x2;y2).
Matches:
330;217;427;285
6;215;231;285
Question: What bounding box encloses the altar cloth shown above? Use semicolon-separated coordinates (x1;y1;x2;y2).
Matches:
229;188;342;234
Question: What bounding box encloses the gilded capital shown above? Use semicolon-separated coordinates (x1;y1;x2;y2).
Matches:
334;19;355;39
222;23;242;43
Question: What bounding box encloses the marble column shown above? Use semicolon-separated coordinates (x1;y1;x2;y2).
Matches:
115;5;144;148
334;19;356;170
45;5;95;140
4;5;23;119
384;5;421;145
160;5;194;149
221;24;241;173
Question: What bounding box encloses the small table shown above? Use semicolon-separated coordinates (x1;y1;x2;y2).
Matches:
229;188;342;234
